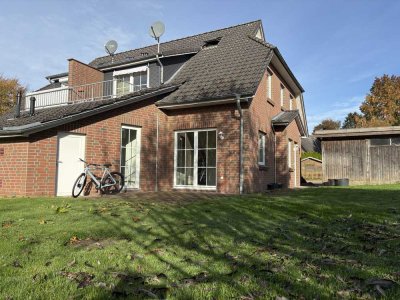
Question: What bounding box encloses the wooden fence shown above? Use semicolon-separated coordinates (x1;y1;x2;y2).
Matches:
322;137;400;185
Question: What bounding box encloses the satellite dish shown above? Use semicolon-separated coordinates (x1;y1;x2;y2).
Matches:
149;21;165;39
105;40;118;56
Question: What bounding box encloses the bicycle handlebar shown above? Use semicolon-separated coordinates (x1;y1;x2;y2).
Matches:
79;158;111;168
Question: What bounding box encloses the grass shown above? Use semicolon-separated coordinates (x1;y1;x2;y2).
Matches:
0;186;400;299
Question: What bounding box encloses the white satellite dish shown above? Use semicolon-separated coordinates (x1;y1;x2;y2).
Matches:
105;40;118;56
149;21;165;39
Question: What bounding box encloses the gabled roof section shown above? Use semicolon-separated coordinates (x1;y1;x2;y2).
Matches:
272;110;306;136
156;25;274;106
89;20;262;69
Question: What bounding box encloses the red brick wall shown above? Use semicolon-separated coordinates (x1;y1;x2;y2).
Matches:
0;69;303;196
0;100;245;196
163;104;241;194
268;65;297;111
68;59;104;102
244;69;302;192
0;139;29;196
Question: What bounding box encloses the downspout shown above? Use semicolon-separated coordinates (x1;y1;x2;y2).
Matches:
155;54;164;84
235;94;244;195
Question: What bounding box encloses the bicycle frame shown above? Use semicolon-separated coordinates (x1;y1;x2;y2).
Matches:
80;159;116;189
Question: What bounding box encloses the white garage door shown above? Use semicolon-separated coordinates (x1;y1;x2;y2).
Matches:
56;133;86;196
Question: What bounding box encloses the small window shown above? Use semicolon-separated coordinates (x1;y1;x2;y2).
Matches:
391;137;400;145
288;139;292;168
267;70;272;99
289;94;294;110
258;132;266;165
280;84;285;107
370;138;390;146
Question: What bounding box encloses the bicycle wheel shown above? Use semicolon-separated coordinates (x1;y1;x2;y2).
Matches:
72;173;87;198
101;172;124;194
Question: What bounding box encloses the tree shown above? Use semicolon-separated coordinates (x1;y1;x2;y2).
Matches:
359;74;400;127
313;118;341;133
0;75;26;114
342;112;363;129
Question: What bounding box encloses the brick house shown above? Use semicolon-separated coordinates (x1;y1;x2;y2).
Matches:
0;20;308;196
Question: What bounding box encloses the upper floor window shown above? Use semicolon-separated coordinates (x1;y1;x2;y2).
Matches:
258;132;266;165
267;70;272;99
289;94;294;110
114;66;148;97
280;84;285;107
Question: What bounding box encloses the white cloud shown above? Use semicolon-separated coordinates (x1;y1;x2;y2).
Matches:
308;95;364;130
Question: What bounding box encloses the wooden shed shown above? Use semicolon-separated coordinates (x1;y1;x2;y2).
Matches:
314;126;400;185
301;157;323;183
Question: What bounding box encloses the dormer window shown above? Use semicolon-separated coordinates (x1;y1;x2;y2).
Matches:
113;66;148;97
202;37;221;49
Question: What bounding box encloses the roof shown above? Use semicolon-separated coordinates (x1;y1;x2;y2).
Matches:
2;20;306;138
0;84;178;137
272;110;299;124
314;126;400;138
301;157;322;163
301;136;321;153
272;110;306;136
45;72;68;80
36;81;63;92
89;20;263;69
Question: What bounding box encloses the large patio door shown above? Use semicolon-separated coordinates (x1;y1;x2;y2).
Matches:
120;126;141;188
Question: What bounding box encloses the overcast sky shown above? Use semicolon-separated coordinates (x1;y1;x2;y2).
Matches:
0;0;399;131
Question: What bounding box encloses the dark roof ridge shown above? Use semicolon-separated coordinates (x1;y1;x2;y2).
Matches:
91;20;262;62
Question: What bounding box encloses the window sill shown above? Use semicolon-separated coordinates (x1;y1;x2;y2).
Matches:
258;165;268;171
267;98;275;106
173;185;217;191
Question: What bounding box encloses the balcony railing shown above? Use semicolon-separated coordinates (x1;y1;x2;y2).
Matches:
25;80;136;110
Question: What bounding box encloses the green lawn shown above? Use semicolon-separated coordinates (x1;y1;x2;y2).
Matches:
1;186;399;299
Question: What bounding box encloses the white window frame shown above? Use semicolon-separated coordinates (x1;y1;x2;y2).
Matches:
267;70;272;99
288;139;292;168
113;66;149;96
280;84;285;107
120;125;141;189
258;132;266;166
173;129;217;190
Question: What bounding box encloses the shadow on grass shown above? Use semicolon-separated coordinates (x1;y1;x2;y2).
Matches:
81;187;400;298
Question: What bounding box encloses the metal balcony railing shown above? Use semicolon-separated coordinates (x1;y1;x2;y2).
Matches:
24;80;137;110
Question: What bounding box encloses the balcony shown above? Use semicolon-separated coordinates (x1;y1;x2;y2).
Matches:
24;80;139;110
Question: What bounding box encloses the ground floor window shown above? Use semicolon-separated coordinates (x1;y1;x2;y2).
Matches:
258;132;266;165
288;139;292;168
120;125;141;188
174;129;217;188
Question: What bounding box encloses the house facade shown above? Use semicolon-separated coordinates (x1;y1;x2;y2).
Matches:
0;20;307;196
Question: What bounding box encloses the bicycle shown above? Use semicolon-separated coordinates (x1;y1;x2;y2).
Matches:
72;158;124;198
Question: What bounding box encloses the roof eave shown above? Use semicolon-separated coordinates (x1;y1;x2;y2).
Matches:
156;95;253;110
272;48;305;93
